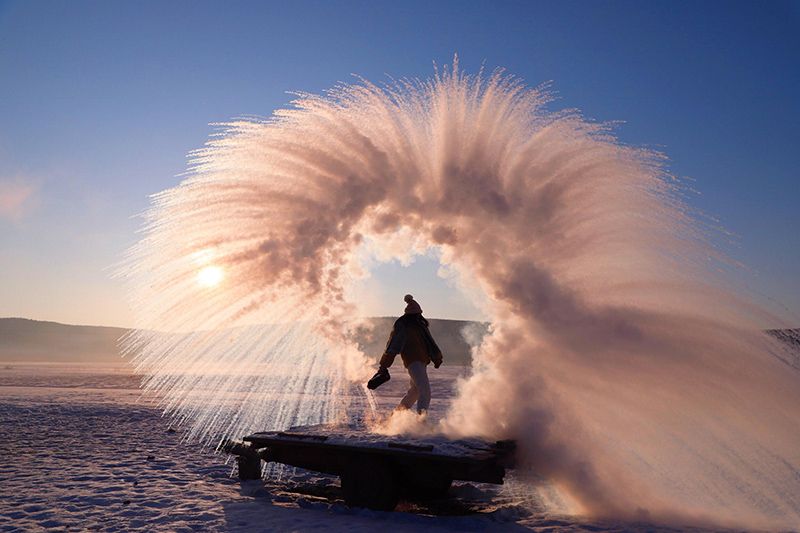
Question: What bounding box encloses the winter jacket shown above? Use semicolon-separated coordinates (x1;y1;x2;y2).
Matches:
379;314;443;369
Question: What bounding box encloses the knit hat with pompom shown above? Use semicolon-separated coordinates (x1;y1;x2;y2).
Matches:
403;294;422;315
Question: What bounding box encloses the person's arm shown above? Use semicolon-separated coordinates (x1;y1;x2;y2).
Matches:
423;325;443;368
379;351;397;369
379;320;407;369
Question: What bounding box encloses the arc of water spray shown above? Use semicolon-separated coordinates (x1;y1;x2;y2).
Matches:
120;61;800;529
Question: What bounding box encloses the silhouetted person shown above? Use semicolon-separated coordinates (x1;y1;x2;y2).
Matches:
378;294;443;415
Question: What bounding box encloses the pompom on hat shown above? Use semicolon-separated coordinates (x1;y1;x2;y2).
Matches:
404;294;422;315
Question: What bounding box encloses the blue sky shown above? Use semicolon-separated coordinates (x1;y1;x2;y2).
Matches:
1;0;798;327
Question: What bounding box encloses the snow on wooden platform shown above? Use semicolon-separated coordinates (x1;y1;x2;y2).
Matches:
245;423;514;462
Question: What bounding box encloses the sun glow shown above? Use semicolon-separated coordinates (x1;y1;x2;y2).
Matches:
197;265;223;287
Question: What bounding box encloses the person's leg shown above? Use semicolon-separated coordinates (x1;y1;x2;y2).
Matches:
406;361;431;414
397;371;419;410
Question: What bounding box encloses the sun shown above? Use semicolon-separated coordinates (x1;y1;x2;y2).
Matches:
197;265;223;287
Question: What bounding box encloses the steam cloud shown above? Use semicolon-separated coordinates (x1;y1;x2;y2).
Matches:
121;62;800;529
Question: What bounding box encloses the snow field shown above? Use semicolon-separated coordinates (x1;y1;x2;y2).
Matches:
0;363;754;533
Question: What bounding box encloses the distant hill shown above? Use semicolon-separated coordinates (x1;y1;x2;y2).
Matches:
6;317;794;368
0;318;128;363
0;317;487;366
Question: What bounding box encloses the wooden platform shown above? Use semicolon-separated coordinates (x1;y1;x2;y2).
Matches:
224;423;516;511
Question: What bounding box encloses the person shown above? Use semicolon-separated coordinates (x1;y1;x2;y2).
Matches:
377;294;443;415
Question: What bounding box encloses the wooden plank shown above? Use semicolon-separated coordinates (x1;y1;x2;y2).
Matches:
243;432;506;466
233;429;515;485
276;432;328;441
387;442;434;452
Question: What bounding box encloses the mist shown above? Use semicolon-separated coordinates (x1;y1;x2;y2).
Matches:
120;62;800;529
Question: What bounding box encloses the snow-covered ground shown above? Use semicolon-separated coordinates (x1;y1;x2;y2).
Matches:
0;363;750;533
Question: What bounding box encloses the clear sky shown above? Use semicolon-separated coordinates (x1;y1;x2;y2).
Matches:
1;0;798;327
